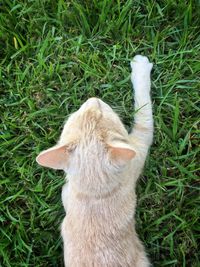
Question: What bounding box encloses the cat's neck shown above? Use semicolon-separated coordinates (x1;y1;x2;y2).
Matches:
67;167;132;200
71;181;122;201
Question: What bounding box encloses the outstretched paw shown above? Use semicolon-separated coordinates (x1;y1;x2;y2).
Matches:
130;55;153;87
131;55;153;72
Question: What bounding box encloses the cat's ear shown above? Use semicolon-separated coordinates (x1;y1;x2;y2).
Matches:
108;142;136;164
36;144;71;170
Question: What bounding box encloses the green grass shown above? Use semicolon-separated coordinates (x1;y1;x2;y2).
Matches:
0;0;199;266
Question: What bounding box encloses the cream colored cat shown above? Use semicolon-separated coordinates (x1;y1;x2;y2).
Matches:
36;55;153;267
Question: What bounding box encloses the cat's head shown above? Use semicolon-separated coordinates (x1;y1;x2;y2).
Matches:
36;98;136;174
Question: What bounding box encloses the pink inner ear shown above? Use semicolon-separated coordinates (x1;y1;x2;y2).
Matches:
36;145;68;170
110;147;136;161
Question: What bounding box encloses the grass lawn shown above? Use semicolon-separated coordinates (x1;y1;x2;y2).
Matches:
0;1;199;266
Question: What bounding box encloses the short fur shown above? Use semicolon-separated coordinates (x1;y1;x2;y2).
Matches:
37;55;153;267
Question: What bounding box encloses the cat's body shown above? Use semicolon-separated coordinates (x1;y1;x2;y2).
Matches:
37;55;153;267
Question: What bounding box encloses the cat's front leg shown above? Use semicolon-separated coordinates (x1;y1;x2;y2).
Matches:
62;183;68;212
130;55;153;148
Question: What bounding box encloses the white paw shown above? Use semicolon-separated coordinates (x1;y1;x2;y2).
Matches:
131;55;153;74
130;55;153;91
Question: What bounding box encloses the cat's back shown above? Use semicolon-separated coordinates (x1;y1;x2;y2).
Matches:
61;182;144;267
